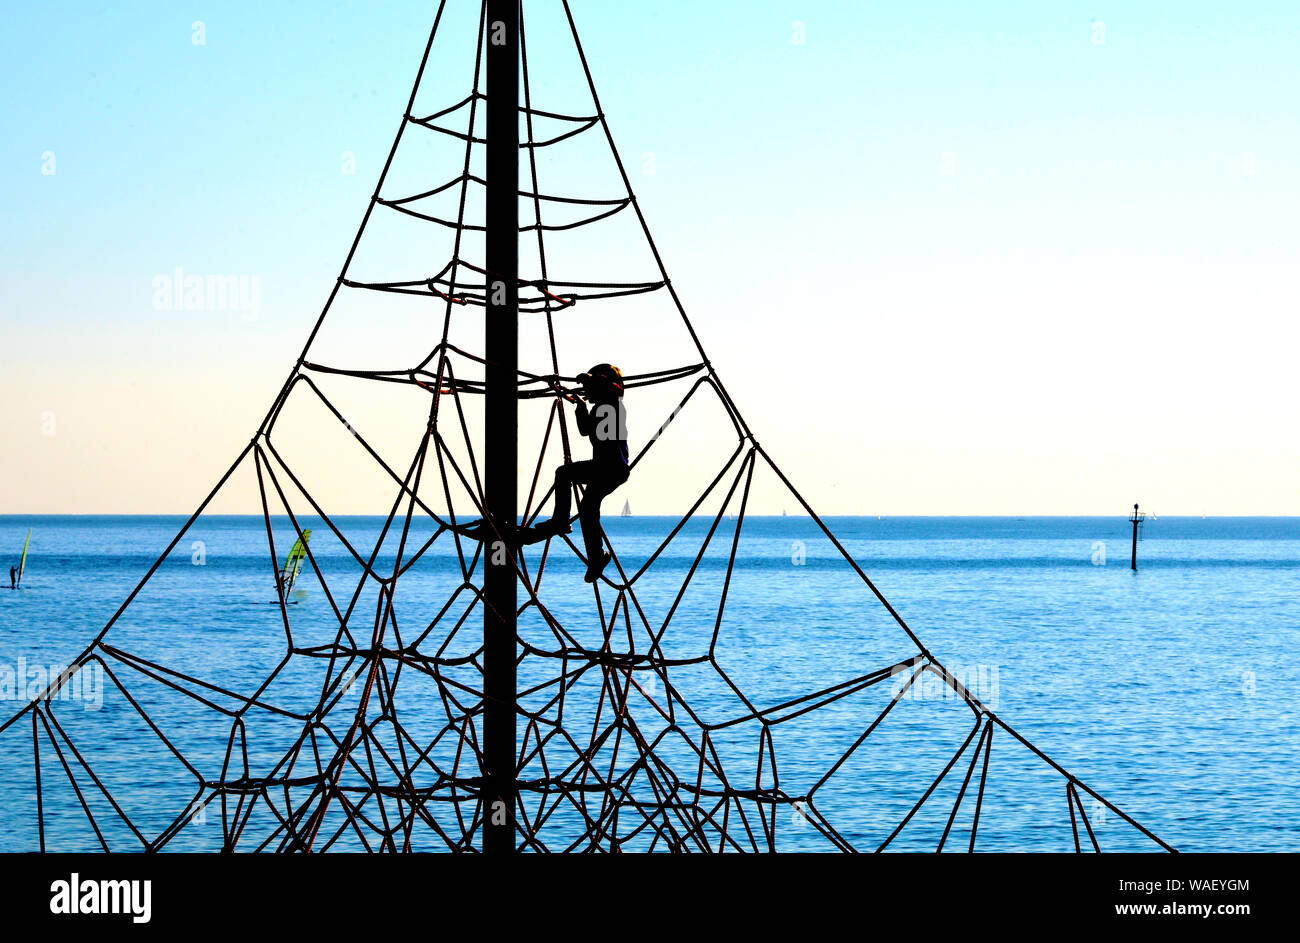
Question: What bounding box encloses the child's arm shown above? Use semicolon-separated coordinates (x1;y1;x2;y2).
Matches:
574;400;591;436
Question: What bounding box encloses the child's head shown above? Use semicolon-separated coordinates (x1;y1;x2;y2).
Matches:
578;363;623;401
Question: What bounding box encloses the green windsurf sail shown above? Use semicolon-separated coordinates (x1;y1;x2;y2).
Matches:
279;529;312;594
16;529;30;588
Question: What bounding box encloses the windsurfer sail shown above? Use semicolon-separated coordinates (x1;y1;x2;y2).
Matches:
278;530;312;595
15;530;31;589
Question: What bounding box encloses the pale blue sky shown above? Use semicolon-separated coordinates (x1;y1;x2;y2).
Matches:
3;1;1299;513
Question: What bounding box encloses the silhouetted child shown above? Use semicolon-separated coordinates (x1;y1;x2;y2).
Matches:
538;364;629;582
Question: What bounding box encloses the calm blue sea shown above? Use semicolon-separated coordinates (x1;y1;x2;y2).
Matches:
0;514;1296;853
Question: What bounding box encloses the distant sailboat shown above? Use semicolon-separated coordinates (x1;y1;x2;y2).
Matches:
621;500;631;518
278;529;312;597
14;529;30;589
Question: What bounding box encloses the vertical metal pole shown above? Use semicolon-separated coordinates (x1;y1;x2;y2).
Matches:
483;0;518;854
1130;503;1139;572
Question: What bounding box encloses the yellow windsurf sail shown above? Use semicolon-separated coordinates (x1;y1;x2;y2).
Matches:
279;529;312;593
16;529;30;588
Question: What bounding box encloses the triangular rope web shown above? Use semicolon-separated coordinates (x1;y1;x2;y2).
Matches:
0;1;1174;853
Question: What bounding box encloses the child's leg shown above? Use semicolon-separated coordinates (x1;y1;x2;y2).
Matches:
577;466;628;575
578;492;606;565
546;460;594;529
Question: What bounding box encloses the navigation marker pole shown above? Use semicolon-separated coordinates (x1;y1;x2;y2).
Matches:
1129;503;1145;571
483;0;520;854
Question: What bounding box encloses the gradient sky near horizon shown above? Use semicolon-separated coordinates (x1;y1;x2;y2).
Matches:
3;1;1299;515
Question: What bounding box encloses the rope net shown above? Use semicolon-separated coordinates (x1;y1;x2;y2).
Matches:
0;1;1173;852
